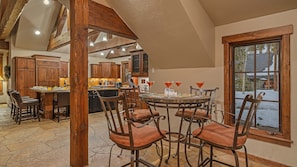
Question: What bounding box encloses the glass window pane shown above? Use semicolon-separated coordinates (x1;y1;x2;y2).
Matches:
255;101;280;133
234;41;280;135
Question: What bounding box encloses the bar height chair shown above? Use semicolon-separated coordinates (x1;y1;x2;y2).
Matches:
11;91;41;124
119;87;159;123
98;93;166;167
53;92;70;122
187;92;264;167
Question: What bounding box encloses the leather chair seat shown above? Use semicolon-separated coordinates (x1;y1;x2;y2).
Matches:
175;109;211;120
192;123;246;148
110;122;166;149
127;109;160;122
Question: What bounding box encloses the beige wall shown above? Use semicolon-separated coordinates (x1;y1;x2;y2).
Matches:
149;9;297;166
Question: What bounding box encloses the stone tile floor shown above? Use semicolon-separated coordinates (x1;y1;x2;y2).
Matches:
0;104;269;167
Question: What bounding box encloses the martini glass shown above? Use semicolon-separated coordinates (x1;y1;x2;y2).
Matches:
164;81;173;88
196;81;205;95
175;81;182;96
164;81;173;96
147;81;154;93
196;81;204;88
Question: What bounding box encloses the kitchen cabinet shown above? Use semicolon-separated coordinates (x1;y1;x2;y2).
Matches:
131;50;148;77
121;60;132;84
33;55;60;87
90;64;102;78
60;61;68;78
88;89;118;112
112;64;121;78
90;62;120;78
12;57;36;97
101;62;113;78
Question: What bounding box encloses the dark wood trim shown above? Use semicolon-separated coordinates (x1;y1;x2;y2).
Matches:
88;36;136;53
69;0;89;166
0;0;29;39
88;0;137;40
222;25;293;44
0;40;8;49
222;25;293;146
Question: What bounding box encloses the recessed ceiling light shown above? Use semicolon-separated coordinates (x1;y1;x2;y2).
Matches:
110;50;114;54
100;52;104;56
121;47;126;52
43;0;50;5
89;42;94;47
102;36;107;41
34;30;41;35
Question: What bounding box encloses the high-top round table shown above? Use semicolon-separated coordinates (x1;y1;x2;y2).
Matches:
139;93;210;166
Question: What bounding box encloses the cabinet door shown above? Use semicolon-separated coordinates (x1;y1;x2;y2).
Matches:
112;64;120;78
60;61;68;78
131;54;140;76
101;62;113;78
131;52;148;77
90;64;102;78
141;53;149;76
47;68;59;86
26;69;36;97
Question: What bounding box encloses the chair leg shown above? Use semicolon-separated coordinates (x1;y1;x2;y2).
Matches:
243;145;248;167
57;108;60;122
210;145;213;167
109;144;116;167
131;150;135;167
157;140;163;167
232;150;239;167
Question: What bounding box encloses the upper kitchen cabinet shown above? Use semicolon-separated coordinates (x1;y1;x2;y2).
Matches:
131;50;148;77
33;55;60;87
60;61;69;78
90;64;102;78
12;57;36;98
112;64;121;78
90;62;120;78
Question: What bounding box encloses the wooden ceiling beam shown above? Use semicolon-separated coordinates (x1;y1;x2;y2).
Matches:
0;0;29;40
0;40;9;50
55;6;68;37
106;45;136;59
88;0;137;40
88;31;100;42
48;31;71;51
88;36;136;53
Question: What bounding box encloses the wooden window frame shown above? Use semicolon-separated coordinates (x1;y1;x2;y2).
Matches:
222;25;293;147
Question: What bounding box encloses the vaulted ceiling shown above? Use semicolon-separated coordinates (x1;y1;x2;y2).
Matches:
1;0;297;69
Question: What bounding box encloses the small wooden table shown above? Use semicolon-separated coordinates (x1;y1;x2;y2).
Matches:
139;93;210;166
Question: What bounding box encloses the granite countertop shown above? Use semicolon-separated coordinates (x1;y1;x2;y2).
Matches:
30;86;119;93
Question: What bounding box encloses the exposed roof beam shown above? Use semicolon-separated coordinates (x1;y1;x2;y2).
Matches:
106;44;136;59
55;6;68;37
88;36;136;53
0;40;9;50
0;0;29;40
88;0;137;40
57;0;69;9
48;31;70;51
88;31;100;42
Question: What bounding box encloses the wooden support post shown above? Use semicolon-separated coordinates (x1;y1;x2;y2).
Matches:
69;0;89;166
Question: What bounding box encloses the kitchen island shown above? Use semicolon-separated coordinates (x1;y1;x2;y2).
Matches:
31;87;118;119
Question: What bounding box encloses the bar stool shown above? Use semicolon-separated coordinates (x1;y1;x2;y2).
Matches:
11;91;40;124
53;92;70;122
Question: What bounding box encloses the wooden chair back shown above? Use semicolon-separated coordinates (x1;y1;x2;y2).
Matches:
98;94;132;142
234;93;264;144
119;87;140;109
